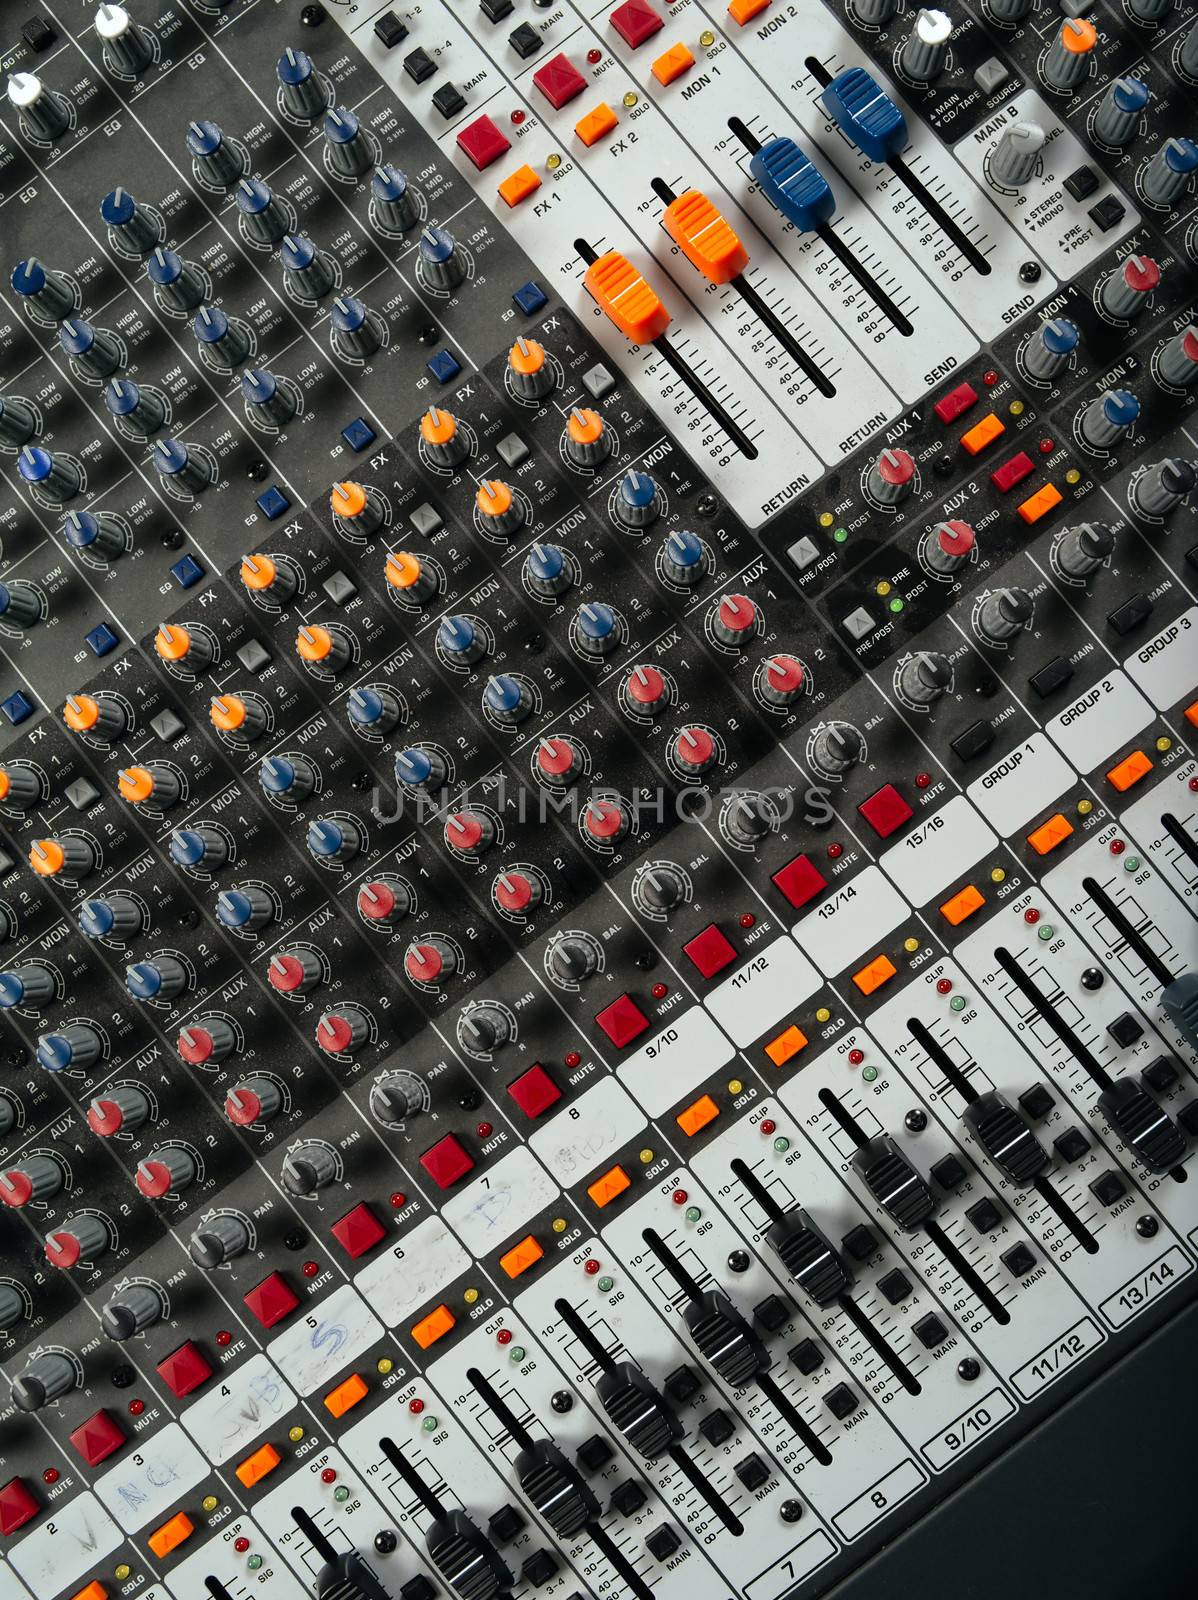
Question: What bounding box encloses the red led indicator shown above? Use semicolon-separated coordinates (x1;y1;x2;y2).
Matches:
739;913;755;929
216;1329;232;1347
584;1257;602;1273
321;1468;337;1485
511;108;526;124
671;1189;688;1205
1039;438;1054;454
409;1398;425;1414
497;1327;513;1345
234;1537;250;1553
42;1467;59;1485
587;47;602;62
302;1260;319;1278
827;842;843;859
848;1048;865;1066
1024;908;1040;924
651;982;668;999
983;369;999;386
129;1398;145;1416
760;1118;777;1136
915;772;931;789
564;1050;581;1069
936;978;952;994
477;1122;493;1139
1110;839;1126;855
390;1191;406;1209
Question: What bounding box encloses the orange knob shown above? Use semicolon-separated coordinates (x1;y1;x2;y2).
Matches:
509;338;546;376
28;839;65;877
420;407;457;446
385;551;422;590
330;481;367;519
154;623;191;662
296;624;335;663
63;694;100;733
663;190;749;285
583;250;671;345
118;767;156;804
209;695;247;732
240;554;277;591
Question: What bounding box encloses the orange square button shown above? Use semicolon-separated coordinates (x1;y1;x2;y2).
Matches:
497;165;542;207
324;1373;369;1419
677;1094;719;1136
728;0;770;22
148;1512;194;1559
1106;750;1152;792
765;1024;807;1066
575;102;619;147
1027;813;1074;856
587;1165;631;1208
500;1235;544;1279
411;1304;456;1350
940;885;985;927
853;955;896;996
652;42;695;84
236;1441;281;1488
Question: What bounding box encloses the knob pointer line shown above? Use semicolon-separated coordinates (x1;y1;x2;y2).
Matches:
574;236;759;462
726;117;914;336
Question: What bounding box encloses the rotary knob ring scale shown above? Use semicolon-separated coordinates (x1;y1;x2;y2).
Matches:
632;859;693;919
544;929;605;989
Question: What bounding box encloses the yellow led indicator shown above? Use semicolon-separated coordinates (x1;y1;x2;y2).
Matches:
815;1006;831;1024
1077;798;1094;815
1157;736;1173;752
622;91;639;108
990;867;1006;883
552;1216;567;1233
464;1287;479;1304
1009;400;1025;416
546;153;562;170
875;580;892;596
727;1078;743;1095
288;1425;305;1443
700;28;716;43
639;1146;654;1164
114;1566;131;1582
201;1495;219;1514
1065;468;1081;484
903;936;920;953
377;1358;394;1375
818;511;834;527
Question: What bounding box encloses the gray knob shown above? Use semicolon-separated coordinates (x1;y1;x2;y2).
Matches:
101;1283;163;1341
635;863;687;912
924;519;975;575
458;1004;511;1054
146;247;206;312
37;1022;104;1074
371;165;418;232
101;188;161;255
96;4;154;74
169;824;229;869
7;72;71;141
77;893;142;940
723;793;774;845
194;306;251;369
85;1086;150;1137
324;106;375;178
1127;0;1174;20
990;122;1045;187
976;586;1034;643
849;0;898;20
0;763;41;810
1159;325;1198;389
276;46;331;121
1181;19;1198;77
279;233;337;300
0;394;38;448
0;1156;63;1206
1093;77;1150;146
185;119;247;187
189;1213;250;1268
12;1351;77;1411
330;295;385;360
1078;388;1139;450
418;226;466;290
370;1073;424;1123
0;1283;25;1328
136;1147;196;1197
1054;521;1114;579
58;317;121;378
282;1141;337;1196
1041;20;1094;93
1023;316;1079;382
548;934;599;984
1098;254;1160;318
900;9;951;82
0;577;42;627
896;650;953;705
225;1077;283;1125
1131;458;1196;517
0;1097;14;1138
106;376;166;434
867;447;915;505
983;0;1033;18
1142;139;1198;207
810;721;865;776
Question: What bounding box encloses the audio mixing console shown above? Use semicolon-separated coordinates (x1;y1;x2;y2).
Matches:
0;0;1196;1595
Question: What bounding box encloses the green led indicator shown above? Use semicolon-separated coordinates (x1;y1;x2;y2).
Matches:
833;526;849;543
888;597;904;613
949;995;966;1012
509;1345;526;1363
334;1486;350;1503
773;1136;791;1153
597;1275;614;1292
1037;924;1055;940
862;1064;878;1082
685;1205;702;1223
422;1415;439;1432
1123;855;1141;872
247;1556;263;1571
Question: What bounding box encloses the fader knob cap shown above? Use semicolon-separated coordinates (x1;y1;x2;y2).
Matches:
819;66;908;163
12;1351;77;1411
225;1077;283;1125
851;1135;937;1231
276;45;331;120
315;1552;390;1600
189;1213;250;1268
86;1087;149;1137
283;1142;337;1195
614;469;661;529
8;72;71;141
1093;77;1150;147
684;1288;769;1386
96;3;154;73
765;1209;854;1306
185;119;247;187
963;1090;1050;1185
426;1508;513;1600
596;1362;683;1459
524;543;573;597
563;407;611;467
418;225;466;289
1131;458;1196;517
101;1283;163;1341
280;233;337;300
975;586;1033;643
660;529;707;587
1054;521;1115;578
515;1439;599;1539
38;1023;104;1074
136;1147;196;1197
358;878;411;926
989;122;1045;187
1022;317;1079;383
1097;1077;1186;1174
508;336;555;400
896;650;953;704
809;721;865;776
371;164;418;232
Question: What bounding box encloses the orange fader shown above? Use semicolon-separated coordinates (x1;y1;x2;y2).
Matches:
583;250;671;345
661;189;749;285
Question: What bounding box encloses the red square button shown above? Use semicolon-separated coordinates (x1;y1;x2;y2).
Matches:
420;1133;475;1190
771;853;828;910
244;1270;300;1330
507;1063;562;1118
610;0;664;46
532;52;587;108
857;783;914;840
595;993;650;1048
69;1409;126;1467
156;1339;213;1398
933;382;978;424
683;924;738;979
990;451;1034;492
0;1476;40;1537
456;113;512;170
331;1202;387;1259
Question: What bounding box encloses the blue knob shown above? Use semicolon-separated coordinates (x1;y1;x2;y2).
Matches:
241;367;276;405
169;828;210;867
750;137;836;232
577;601;616;642
395;748;434;786
236;178;274;217
63;510;98;548
1103;390;1140;427
1111;77;1150;114
347;687;388;727
373;166;409;202
57;317;96;357
280;233;317;272
420;225;455;265
1042;319;1079;356
438;615;482;662
104;378;140;416
186;118;223;157
620;471;657;510
36;1033;76;1072
193;305;230;344
153;438;188;475
277;46;317;84
125;961;164;999
0;971;29;1008
819;67;908;163
147;246;182;286
99;187;137;227
484;675;524;716
77;899;116;938
11;258;48;297
215;889;258;928
259;755;299;794
17;445;53;484
526;544;566;585
331;295;368;334
308;818;355;859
